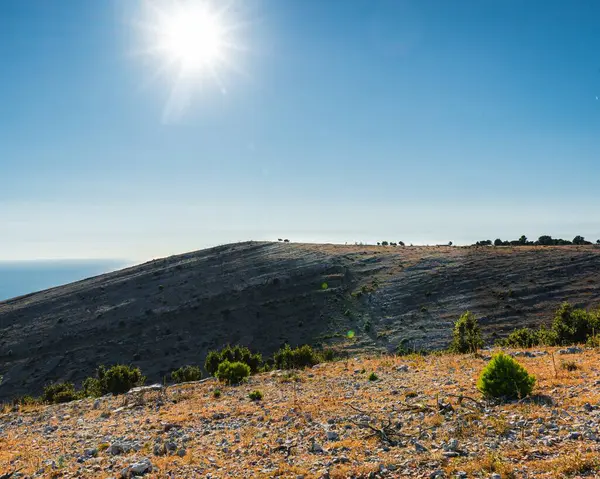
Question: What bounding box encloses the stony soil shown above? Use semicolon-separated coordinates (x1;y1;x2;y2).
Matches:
2;347;600;478
2;241;600;400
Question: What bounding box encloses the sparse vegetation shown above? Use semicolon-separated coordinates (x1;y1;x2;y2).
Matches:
561;360;579;371
248;390;263;401
170;365;202;383
550;301;599;345
273;344;321;370
449;311;483;354
83;364;145;397
497;327;540;348
215;360;251;385
497;302;600;348
477;352;535;400
474;239;492;246
489;234;592;247
5;345;600;477
42;382;78;404
320;347;339;362
204;345;263;376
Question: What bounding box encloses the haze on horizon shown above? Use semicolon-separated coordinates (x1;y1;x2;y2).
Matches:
2;0;600;262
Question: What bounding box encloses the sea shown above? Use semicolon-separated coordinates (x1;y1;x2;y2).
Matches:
0;260;127;301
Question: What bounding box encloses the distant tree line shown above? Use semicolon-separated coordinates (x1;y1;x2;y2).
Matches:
474;235;598;247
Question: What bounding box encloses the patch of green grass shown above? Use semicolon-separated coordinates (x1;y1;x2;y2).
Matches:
248;390;263;401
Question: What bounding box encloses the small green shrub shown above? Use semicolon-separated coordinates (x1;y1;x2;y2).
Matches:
82;365;145;397
273;344;321;370
81;377;103;398
536;325;559;346
551;302;599;345
99;364;145;395
215;360;251;385
477;352;536;400
396;338;417;356
14;395;40;406
42;382;78;404
204;350;222;376
498;328;540;348
320;348;338;362
368;372;378;381
587;334;600;347
449;311;483;354
248;390;263;401
170;365;202;383
204;345;263;376
213;388;221;398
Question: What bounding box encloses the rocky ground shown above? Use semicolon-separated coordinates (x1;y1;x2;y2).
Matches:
2;241;600;401
2;346;600;478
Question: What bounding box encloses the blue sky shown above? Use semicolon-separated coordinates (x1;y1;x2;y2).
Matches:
1;0;600;261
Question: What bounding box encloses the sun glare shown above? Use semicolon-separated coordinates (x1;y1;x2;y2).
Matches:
158;4;225;75
134;0;245;121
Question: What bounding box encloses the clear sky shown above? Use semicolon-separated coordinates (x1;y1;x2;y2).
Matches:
2;0;600;261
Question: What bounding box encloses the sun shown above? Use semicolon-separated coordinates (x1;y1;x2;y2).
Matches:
157;3;226;76
133;0;246;121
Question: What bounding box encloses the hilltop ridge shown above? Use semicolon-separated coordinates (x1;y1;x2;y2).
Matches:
2;241;600;400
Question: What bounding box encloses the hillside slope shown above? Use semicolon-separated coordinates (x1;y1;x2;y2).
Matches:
1;241;600;400
1;347;600;478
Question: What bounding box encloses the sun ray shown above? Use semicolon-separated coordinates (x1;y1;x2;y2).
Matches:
131;0;247;121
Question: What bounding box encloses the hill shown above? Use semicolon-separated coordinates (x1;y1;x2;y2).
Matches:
1;347;599;478
2;241;600;400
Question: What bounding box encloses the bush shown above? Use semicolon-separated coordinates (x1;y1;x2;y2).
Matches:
248;390;263;401
587;334;600;347
477;352;535;400
273;344;321;370
536;325;559;346
215;360;251;385
14;395;40;406
573;235;592;245
551;302;598;345
368;372;378;381
171;365;202;383
82;377;103;398
82;365;145;397
204;345;263;376
498;328;540;348
204;350;222;376
320;348;338;362
213;388;221;398
99;365;145;395
42;382;78;404
449;311;483;354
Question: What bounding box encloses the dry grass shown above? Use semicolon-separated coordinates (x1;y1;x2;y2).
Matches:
446;452;517;478
1;347;600;477
529;452;600;477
